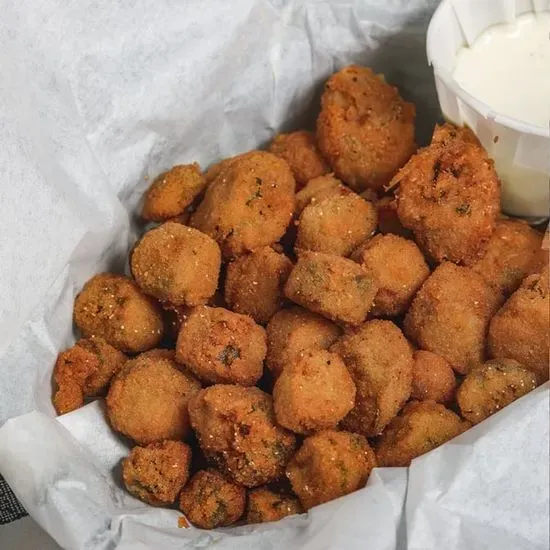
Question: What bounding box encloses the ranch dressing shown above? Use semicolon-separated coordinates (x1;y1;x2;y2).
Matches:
453;12;550;129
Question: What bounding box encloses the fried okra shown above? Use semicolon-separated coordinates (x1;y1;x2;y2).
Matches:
224;247;293;324
269;131;329;188
189;385;296;487
122;440;191;506
266;306;342;379
246;488;303;524
317;65;416;192
179;469;246;529
284;251;378;325
286;430;376;510
351;234;430;316
191;151;295;258
410;350;456;404
471;219;545;296
456;359;537;425
74;273;164;353
142;163;206;222
488;268;549;384
394;123;500;266
294;174;349;215
375;401;471;467
106;349;201;444
404;263;503;374
273;349;356;434
295;191;377;257
131;222;221;307
53;337;127;415
330;320;413;437
175;306;266;386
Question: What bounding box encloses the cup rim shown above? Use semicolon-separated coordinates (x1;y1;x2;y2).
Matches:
426;0;550;139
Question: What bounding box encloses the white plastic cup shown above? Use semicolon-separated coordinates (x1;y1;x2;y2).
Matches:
426;0;550;221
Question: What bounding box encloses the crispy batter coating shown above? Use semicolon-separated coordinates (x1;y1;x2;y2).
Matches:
179;469;246;529
431;123;481;147
266;306;342;379
269;131;329;188
74;273;164;353
294;174;349;215
284;251;378;325
527;247;549;277
410;350;456;404
142;163;206;222
295;191;377;257
404;263;503;374
175;306;267;386
317;65;416;192
273;349;356;434
488;268;549;384
375;401;471;467
245;488;303;524
204;155;244;186
351;234;430;316
53;337;127;415
189;385;296;487
330;320;413;436
457;359;537;425
131;222;221;307
224;247;293;324
122;440;191;505
471;219;544;296
286;430;376;511
106;349;201;444
375;196;412;238
191;151;295;258
394;124;500;265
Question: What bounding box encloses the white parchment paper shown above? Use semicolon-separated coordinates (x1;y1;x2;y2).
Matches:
0;1;548;549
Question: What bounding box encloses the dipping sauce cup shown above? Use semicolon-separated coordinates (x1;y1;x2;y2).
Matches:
427;0;550;222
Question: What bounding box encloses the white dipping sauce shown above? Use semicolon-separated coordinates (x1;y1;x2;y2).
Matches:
453;13;550;128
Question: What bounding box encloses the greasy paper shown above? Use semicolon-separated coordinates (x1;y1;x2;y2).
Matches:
0;1;548;549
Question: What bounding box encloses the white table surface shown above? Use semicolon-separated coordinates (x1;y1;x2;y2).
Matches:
1;517;62;550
